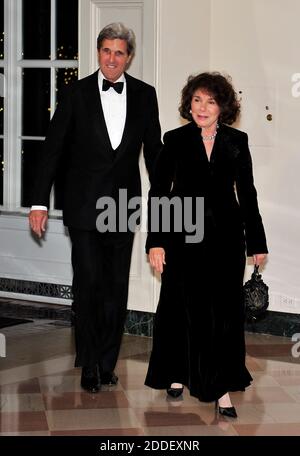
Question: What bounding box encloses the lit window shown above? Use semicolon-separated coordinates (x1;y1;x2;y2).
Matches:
1;0;78;212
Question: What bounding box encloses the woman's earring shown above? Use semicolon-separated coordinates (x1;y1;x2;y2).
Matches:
189;109;192;113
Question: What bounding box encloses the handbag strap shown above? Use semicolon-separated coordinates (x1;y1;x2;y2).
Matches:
254;264;259;274
252;264;261;280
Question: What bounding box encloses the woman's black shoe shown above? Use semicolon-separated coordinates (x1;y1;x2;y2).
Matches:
167;386;184;398
218;405;238;418
215;400;237;418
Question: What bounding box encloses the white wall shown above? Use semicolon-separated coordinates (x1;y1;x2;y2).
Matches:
156;0;211;133
0;214;73;304
210;0;300;312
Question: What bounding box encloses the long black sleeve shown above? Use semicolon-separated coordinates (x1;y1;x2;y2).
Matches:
235;133;268;256
146;131;176;253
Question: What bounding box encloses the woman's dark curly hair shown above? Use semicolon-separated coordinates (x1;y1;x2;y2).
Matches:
179;72;240;125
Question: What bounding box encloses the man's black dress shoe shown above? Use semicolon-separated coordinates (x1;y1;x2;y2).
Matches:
101;372;118;385
81;366;100;393
215;400;238;418
167;386;184;398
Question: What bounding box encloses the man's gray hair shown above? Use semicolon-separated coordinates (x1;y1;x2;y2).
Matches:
97;22;136;56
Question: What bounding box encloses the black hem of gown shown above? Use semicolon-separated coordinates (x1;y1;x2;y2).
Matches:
144;375;253;403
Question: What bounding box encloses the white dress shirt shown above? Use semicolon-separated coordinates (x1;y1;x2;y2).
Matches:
98;70;127;150
32;70;127;212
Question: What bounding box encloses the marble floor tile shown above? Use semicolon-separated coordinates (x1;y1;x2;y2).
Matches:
233;422;300;436
247;343;294;358
253;403;300;423
281;385;300;402
144;424;239;436
0;393;45;412
116;358;149;375
125;388;201;409
254;358;300;372
0;411;48;432
117;373;150;390
232;386;295;404
270;374;300;386
46;408;140;431
39;374;82;393
1;315;300;436
245;333;294;345
219;404;276;424
0;431;51;436
250;372;281;387
50;428;144;436
0;378;41;394
133;405;214;427
43;391;129;410
245;355;264;372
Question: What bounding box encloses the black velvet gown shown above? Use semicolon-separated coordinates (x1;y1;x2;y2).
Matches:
145;122;268;402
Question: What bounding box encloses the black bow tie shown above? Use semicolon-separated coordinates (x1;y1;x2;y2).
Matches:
102;79;124;94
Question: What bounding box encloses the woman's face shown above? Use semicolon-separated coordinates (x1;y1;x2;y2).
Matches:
190;89;221;130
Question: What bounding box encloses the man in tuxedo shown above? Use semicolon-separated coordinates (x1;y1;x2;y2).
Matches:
29;23;162;393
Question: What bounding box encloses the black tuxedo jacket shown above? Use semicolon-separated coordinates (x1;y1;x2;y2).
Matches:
146;122;268;256
33;70;162;230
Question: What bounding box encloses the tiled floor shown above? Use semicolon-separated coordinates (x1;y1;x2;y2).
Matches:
1;318;300;436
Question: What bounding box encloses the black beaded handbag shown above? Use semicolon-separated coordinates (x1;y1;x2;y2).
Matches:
243;265;269;321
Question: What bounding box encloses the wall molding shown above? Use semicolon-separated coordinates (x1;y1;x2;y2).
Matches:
0;277;72;300
1;287;300;339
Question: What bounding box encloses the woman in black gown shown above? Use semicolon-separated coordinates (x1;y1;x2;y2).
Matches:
145;72;268;417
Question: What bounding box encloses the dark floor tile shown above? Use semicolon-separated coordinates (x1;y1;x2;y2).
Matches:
135;408;208;427
247;343;294;357
0;411;48;432
0;378;41;394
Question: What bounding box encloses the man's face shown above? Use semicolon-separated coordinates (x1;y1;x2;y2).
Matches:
97;38;131;82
